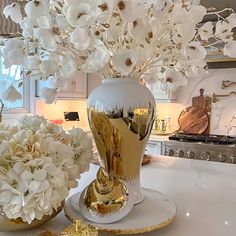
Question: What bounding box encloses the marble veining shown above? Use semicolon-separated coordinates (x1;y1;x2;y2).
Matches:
0;156;236;236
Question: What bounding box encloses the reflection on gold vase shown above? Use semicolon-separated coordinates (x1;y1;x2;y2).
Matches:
88;78;156;204
0;202;64;232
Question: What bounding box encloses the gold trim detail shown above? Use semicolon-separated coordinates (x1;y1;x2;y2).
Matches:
64;211;176;235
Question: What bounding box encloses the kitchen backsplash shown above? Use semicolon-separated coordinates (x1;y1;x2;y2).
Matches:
177;68;236;135
36;99;89;128
35;68;236;135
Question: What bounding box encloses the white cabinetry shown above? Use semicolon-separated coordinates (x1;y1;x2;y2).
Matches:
36;72;88;99
145;140;163;156
146;82;176;102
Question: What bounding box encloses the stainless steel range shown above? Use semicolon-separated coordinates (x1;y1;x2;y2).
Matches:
163;134;236;164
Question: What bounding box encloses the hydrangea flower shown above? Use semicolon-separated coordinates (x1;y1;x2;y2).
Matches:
0;115;92;224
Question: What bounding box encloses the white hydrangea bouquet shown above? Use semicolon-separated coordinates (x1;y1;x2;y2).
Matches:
2;0;236;102
0;115;92;224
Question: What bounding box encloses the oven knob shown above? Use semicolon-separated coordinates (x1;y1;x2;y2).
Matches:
218;154;226;162
186;151;194;159
166;149;174;156
200;152;211;161
230;155;236;164
176;149;184;157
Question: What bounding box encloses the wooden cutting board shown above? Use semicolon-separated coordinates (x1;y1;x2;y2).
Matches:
178;89;211;135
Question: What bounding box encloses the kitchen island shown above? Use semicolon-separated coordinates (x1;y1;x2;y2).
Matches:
1;156;236;236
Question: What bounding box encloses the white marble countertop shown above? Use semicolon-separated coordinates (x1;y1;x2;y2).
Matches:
149;134;170;142
1;156;236;236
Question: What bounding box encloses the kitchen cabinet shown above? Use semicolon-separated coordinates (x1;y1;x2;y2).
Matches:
145;140;163;155
36;72;88;99
146;82;176;102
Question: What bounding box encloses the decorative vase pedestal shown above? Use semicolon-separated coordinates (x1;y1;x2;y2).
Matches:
87;78;156;204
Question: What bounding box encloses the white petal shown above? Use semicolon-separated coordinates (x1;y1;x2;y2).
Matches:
37;15;52;29
112;49;137;75
182;42;207;61
2;86;22;103
7;49;25;66
59;59;77;78
27;55;40;70
3;3;22;24
24;0;47;18
41;88;58;104
165;68;188;90
39;60;58;77
177;22;196;43
34;28;57;50
56;15;69;28
189;5;206;23
117;0;146;23
69;27;90;50
198;22;213;41
66;2;93;27
82;45;110;73
223;42;236;58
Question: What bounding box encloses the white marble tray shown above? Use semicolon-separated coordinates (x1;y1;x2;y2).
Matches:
64;188;177;234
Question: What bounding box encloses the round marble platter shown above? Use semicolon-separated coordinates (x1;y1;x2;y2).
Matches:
64;188;177;234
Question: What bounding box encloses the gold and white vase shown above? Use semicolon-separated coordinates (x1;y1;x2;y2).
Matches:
87;78;156;204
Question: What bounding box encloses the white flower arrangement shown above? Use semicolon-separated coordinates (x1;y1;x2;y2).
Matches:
0;115;92;224
2;0;236;102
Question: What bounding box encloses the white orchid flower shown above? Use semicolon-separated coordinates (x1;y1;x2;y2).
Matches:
191;60;207;75
181;42;207;61
69;27;91;50
37;15;53;29
59;58;77;79
4;48;26;68
152;0;173;22
41;88;58;104
128;18;161;45
27;55;41;70
215;21;234;42
226;13;236;27
20;17;37;38
176;22;196;43
2;85;22;103
116;0;147;23
3;3;22;24
189;5;206;23
2;38;25;67
223;41;236;58
164;68;188;91
39;60;59;77
198;22;213;41
64;2;94;27
34;28;60;50
172;4;189;25
141;68;160;84
56;15;70;29
112;49;137;75
94;0;114;22
24;0;48;18
82;41;110;73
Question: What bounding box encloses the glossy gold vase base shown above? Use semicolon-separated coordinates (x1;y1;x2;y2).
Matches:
0;203;64;232
64;188;177;234
78;167;134;224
